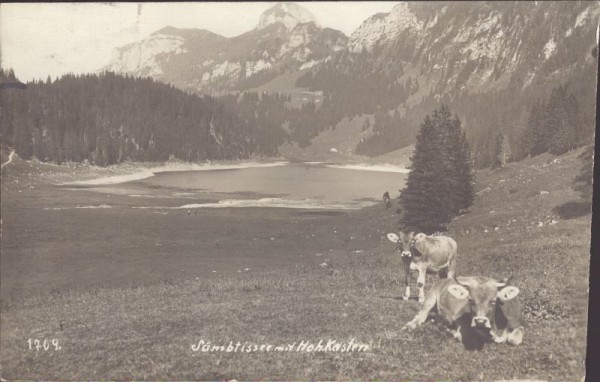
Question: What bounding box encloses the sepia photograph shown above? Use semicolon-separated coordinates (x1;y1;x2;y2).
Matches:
0;1;598;380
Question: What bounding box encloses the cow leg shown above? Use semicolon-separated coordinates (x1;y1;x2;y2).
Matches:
507;327;524;346
402;290;437;330
403;262;411;301
452;326;462;342
447;253;457;278
446;326;462;342
491;329;507;344
416;265;427;303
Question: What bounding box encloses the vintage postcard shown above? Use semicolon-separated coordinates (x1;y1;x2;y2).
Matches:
0;2;597;380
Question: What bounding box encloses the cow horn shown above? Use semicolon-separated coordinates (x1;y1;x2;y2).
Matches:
496;275;513;288
453;276;470;289
454;276;477;289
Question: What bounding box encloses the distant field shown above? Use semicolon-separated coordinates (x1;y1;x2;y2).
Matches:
247;69;324;108
278;114;414;167
0;148;592;380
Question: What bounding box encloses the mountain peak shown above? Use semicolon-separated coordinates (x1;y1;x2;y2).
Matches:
257;2;318;30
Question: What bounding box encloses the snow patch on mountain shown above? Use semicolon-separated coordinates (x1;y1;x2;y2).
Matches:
543;37;557;60
300;60;319;70
511;39;523;65
217;61;242;77
246;60;273;77
258;2;318;31
461;27;504;61
210;61;242;79
576;7;591;28
523;71;536;88
566;27;573;37
292;47;312;61
454;13;500;44
475;12;501;34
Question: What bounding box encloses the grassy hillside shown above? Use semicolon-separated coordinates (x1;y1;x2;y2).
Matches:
278;115;414;167
248;69;325;109
0;148;592;380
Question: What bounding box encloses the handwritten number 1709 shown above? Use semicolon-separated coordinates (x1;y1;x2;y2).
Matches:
27;338;61;351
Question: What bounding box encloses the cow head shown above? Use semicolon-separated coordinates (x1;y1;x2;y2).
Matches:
387;231;415;259
413;232;427;243
448;277;520;332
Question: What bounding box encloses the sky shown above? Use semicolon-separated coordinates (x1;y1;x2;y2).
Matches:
0;2;398;82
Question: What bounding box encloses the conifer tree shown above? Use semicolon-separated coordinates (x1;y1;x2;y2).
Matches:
456;131;475;212
400;104;474;233
0;71;292;165
526;102;547;156
493;131;511;168
525;85;582;157
400;115;446;232
547;86;579;155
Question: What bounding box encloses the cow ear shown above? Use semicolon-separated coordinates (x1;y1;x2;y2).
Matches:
497;286;520;302
447;284;470;299
387;233;399;243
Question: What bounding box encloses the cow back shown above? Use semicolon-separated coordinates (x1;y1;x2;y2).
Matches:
413;235;457;270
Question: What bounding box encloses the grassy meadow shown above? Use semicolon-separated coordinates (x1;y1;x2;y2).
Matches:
0;148;592;380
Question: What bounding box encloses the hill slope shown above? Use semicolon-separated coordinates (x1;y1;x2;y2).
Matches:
0;142;591;380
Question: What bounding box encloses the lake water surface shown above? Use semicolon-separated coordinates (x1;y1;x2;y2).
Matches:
82;163;407;210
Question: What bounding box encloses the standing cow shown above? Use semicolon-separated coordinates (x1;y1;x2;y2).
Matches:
382;192;392;209
402;276;523;349
387;232;457;303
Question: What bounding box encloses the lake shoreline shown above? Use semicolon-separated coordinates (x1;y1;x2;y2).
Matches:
1;149;409;188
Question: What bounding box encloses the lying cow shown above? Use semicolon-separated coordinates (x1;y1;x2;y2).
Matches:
402;276;523;348
387;232;457;303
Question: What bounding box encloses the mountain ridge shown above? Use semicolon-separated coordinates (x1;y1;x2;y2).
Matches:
101;2;598;167
104;2;347;93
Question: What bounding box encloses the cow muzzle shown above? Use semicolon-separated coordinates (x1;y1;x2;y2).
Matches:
401;251;412;258
471;316;491;329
